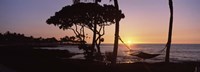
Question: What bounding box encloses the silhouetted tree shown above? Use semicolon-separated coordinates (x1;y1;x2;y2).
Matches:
73;0;80;4
0;31;59;46
60;36;80;44
69;36;76;41
60;36;70;42
46;2;124;60
0;33;3;43
111;0;121;64
165;0;174;63
45;37;58;42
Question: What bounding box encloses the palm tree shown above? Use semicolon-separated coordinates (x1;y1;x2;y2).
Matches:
165;0;174;63
111;0;120;65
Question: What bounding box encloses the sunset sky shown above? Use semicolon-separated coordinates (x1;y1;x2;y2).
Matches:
0;0;200;44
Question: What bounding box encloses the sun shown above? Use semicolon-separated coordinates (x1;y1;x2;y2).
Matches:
119;36;141;45
126;40;133;45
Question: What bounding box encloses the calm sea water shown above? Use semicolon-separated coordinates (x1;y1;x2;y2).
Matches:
40;44;200;63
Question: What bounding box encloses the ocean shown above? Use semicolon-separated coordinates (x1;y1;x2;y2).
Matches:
40;44;200;63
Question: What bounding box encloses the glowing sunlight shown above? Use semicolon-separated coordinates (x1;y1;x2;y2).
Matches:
126;40;133;45
121;37;141;45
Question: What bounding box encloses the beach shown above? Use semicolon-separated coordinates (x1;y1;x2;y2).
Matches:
0;46;199;72
1;0;200;72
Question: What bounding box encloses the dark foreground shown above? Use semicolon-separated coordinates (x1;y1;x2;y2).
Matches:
0;46;199;72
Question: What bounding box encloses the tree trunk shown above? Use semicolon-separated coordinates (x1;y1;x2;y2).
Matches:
165;0;173;63
91;0;99;57
91;24;97;55
96;36;101;54
111;0;120;65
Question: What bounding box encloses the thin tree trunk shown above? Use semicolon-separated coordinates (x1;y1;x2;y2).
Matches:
165;0;173;63
92;24;97;53
111;0;120;65
91;0;99;58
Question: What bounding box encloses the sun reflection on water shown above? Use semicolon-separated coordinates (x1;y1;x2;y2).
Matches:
118;44;143;63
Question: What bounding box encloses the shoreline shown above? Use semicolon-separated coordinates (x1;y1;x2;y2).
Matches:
1;58;199;72
0;46;199;72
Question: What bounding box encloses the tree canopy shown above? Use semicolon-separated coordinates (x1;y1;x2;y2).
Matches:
46;2;125;60
46;3;124;31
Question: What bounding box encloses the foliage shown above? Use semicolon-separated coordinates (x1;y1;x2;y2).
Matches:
46;3;124;30
60;36;83;44
46;3;124;60
0;31;58;44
